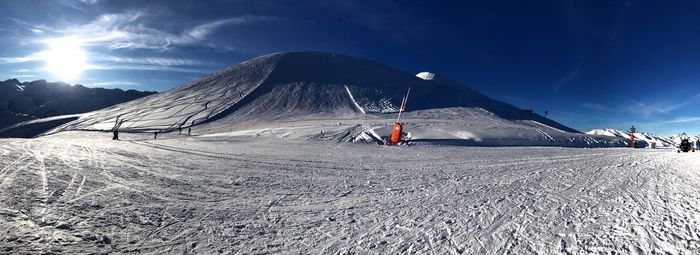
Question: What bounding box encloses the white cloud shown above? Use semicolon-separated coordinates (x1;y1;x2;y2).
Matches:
582;103;609;111
11;74;38;79
90;81;140;87
1;51;212;74
0;10;254;72
0;54;43;63
92;55;208;66
624;99;693;118
553;62;583;92
52;11;273;50
89;63;212;74
662;116;700;124
182;16;266;42
2;11;276;78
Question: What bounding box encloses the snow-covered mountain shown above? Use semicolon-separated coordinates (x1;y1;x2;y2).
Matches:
3;52;630;147
587;128;677;148
0;79;155;130
667;133;700;145
47;52;574;132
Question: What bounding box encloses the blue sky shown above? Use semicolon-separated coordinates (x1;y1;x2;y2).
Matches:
1;0;699;136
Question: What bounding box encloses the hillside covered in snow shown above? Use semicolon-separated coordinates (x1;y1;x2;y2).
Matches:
48;53;572;131
0;79;155;130
2;52;630;147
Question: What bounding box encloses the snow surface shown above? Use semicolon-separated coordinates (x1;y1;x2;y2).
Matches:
1;132;700;253
94;107;626;148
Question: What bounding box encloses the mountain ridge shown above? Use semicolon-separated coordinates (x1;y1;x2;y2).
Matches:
0;79;156;130
586;128;695;148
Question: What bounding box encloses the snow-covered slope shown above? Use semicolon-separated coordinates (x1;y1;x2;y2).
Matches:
587;128;676;148
0;79;154;129
15;51;633;147
49;52;575;133
367;108;629;147
198;107;629;147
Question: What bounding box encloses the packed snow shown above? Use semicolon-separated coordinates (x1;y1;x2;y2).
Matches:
1;132;700;254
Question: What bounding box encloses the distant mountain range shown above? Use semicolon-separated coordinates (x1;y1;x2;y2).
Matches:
586;128;698;148
0;79;155;130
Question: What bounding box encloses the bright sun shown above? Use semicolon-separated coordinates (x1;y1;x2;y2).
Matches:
43;37;87;82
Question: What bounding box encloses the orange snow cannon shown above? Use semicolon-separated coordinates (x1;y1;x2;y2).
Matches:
387;88;410;145
390;122;402;144
629;126;636;148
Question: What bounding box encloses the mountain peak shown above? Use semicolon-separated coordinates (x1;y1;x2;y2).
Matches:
0;79;156;132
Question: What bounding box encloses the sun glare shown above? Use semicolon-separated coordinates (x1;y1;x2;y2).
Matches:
43;37;87;82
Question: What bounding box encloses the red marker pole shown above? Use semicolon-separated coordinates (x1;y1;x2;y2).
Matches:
630;133;635;148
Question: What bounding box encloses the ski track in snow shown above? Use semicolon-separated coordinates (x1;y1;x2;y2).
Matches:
344;85;366;115
1;133;700;254
536;129;555;142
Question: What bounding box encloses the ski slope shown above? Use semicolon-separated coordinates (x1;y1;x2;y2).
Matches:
1;132;699;254
161;108;628;148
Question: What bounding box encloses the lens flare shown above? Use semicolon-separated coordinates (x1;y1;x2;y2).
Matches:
43;37;87;82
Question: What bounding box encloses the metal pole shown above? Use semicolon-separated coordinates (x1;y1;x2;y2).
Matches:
396;88;411;123
396;96;406;123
